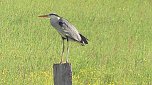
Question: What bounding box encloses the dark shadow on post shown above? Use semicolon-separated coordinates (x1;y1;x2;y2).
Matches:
53;63;72;85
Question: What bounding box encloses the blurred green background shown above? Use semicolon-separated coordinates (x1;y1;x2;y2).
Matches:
0;0;152;84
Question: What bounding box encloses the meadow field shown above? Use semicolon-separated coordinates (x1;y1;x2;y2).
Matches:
1;0;152;85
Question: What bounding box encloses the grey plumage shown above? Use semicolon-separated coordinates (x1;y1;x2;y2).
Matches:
38;13;88;63
50;14;88;45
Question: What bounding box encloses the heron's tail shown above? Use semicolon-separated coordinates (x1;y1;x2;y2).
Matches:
79;34;88;46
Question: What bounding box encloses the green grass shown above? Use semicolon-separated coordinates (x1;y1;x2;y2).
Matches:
1;0;152;84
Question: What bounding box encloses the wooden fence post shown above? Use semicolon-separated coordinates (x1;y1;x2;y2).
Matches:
53;63;72;85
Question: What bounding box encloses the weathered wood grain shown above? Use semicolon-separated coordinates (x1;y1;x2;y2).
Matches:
53;63;72;85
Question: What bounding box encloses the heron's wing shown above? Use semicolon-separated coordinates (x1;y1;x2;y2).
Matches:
58;18;81;41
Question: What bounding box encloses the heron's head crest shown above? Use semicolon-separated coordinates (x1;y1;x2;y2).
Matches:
49;13;60;17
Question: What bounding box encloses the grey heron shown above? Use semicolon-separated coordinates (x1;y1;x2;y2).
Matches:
38;13;88;63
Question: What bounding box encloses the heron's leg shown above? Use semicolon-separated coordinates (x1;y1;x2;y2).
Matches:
60;37;65;63
66;38;69;63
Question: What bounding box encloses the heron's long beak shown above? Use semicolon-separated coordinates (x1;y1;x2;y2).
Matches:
38;15;48;18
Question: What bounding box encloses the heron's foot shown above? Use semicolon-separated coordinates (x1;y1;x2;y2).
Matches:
66;60;68;63
60;59;63;64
